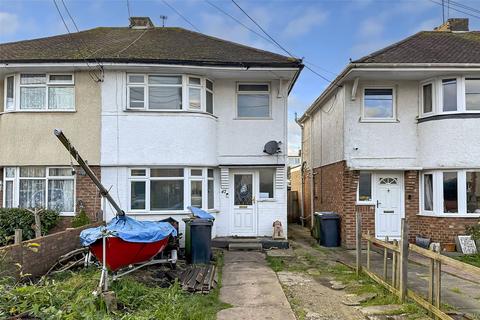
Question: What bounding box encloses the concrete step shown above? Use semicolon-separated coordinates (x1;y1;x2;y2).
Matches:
228;243;263;251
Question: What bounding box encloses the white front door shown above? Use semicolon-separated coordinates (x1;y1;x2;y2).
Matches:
375;173;403;239
231;172;256;236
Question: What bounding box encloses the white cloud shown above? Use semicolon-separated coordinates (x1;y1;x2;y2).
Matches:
284;9;328;37
0;12;19;36
358;17;384;39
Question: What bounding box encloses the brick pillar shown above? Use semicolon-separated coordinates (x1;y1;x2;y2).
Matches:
75;166;102;222
404;170;420;243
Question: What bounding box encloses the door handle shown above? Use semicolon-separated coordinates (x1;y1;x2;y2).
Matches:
376;200;381;208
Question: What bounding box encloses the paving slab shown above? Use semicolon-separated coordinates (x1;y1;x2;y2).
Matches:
218;251;295;320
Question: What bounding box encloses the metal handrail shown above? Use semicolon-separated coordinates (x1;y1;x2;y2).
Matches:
53;129;125;217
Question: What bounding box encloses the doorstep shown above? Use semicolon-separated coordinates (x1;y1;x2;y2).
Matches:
212;236;289;250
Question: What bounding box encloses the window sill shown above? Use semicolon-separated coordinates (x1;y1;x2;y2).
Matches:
123;109;217;118
60;212;76;217
127;209;219;215
359;118;399;123
258;198;276;202
234;117;273;120
417;212;480;218
356;201;375;206
1;110;76;114
417;112;480;123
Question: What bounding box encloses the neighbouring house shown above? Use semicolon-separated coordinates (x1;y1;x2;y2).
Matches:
298;18;480;248
0;17;303;241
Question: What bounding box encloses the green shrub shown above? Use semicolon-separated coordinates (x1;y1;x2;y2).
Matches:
71;209;91;228
0;208;59;246
466;221;480;241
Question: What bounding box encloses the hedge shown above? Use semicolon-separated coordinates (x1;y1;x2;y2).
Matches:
0;208;59;247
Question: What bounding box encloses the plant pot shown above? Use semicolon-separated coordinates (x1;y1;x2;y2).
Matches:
442;243;456;252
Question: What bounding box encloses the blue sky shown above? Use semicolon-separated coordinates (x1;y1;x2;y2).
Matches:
1;0;479;154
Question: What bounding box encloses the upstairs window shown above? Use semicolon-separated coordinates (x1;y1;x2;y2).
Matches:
237;83;270;118
362;88;394;120
442;78;457;112
465;78;480;111
422;83;433;114
127;74;214;114
19;73;74;111
5;75;14;110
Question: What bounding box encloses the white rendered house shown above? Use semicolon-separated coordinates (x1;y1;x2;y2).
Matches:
99;18;303;240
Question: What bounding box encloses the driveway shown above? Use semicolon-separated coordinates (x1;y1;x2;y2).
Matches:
217;251;296;320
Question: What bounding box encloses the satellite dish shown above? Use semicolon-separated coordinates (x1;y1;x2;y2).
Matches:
263;141;281;155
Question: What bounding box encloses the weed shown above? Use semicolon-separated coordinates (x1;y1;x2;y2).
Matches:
450;287;462;294
266;256;284;272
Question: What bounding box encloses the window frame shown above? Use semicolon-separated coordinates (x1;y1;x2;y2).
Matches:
464;77;480;112
127;167;216;213
236;82;272;119
439;77;460;114
361;86;397;122
419;170;480;217
205;78;214;115
14;73;76;112
258;168;276;200
4;74;15;111
419;80;435;117
356;171;374;205
3;166;76;216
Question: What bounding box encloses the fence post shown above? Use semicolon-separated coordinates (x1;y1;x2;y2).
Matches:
14;229;23;244
356;211;362;277
435;260;442;310
367;230;371;270
392;240;398;288
383;236;389;280
399;218;409;302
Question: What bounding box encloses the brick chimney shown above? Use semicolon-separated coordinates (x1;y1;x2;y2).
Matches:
435;18;469;32
129;17;155;29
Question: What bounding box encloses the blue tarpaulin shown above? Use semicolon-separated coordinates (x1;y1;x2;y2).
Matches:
80;216;177;246
187;206;215;220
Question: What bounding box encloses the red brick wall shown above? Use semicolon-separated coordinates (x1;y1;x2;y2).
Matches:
0;223;101;279
75;165;102;222
405;170;479;245
309;165;480;248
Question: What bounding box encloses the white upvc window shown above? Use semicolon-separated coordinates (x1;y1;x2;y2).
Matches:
420;80;435;116
3;167;75;215
4;74;15;111
236;83;271;118
128;167;216;212
420;170;480;216
419;76;480;118
357;171;373;204
361;87;396;122
259;168;275;199
126;74;215;114
13;73;75;111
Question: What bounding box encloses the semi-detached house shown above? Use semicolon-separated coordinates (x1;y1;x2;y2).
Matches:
298;18;480;248
0;17;303;240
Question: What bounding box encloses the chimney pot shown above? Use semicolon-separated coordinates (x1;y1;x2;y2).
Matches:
435;18;469;32
129;17;155;29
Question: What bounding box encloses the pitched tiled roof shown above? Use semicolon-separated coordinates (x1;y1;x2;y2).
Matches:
353;31;480;64
0;27;301;68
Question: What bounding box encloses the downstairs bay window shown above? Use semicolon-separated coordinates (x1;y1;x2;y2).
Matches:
421;170;480;216
128;168;216;212
2;167;75;215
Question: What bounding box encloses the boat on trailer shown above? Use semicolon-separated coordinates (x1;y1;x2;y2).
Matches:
54;129;178;291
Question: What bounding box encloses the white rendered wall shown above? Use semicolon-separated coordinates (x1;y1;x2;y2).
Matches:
344;80;419;169
419;119;480;169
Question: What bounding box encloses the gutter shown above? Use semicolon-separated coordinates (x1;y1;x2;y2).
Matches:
287;63;305;95
294;113;305;227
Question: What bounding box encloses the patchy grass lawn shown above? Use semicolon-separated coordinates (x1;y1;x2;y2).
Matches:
453;254;480;268
0;253;229;320
267;241;428;320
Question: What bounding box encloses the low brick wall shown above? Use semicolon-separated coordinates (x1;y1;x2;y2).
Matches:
0;223;101;279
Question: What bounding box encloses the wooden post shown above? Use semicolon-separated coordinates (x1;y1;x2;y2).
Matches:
435;260;442;310
367;230;371;271
14;229;22;244
383;236;389;280
428;258;435;317
399;219;409;302
356;211;362;277
392;240;398;288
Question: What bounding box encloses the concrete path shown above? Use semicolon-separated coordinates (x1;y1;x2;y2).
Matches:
217;251;296;320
